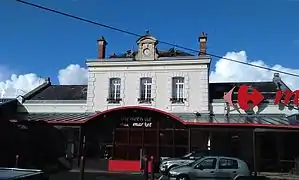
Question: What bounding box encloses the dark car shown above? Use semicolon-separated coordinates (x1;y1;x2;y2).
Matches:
0;168;49;180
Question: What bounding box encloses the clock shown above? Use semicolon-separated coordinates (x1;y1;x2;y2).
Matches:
143;48;151;56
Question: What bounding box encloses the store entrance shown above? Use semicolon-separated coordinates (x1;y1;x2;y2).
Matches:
84;107;189;162
114;127;144;160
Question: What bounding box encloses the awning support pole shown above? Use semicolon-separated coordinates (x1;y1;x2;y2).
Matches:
252;129;257;176
77;125;82;167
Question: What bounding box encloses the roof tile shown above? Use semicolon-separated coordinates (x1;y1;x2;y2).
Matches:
26;112;95;124
28;85;87;100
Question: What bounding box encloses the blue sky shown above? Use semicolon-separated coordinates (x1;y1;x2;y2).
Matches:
1;0;299;86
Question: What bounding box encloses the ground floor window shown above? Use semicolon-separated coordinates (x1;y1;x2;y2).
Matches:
112;125;189;160
82;114;214;162
60;127;80;160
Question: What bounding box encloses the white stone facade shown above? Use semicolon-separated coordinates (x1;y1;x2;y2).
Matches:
86;57;210;114
84;34;211;114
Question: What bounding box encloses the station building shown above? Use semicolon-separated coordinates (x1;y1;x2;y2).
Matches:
1;32;299;173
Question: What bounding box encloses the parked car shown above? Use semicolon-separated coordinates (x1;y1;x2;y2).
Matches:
168;156;251;180
0;167;49;180
159;151;219;175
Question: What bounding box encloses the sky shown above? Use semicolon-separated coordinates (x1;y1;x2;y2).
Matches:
1;0;299;97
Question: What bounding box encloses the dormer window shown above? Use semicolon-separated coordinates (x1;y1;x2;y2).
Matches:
107;78;122;104
135;33;158;61
170;77;186;104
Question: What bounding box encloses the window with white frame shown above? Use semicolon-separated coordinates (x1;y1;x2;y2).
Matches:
107;78;122;103
139;77;153;103
171;77;186;103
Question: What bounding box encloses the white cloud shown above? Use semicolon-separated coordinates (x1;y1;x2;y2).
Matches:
209;51;299;90
0;74;45;98
0;64;88;98
1;51;299;98
58;64;88;85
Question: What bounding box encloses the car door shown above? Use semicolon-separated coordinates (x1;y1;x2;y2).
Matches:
216;158;239;180
189;157;218;180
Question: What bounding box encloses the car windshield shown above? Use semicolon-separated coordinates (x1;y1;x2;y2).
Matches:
181;153;192;158
186;158;202;167
181;151;208;159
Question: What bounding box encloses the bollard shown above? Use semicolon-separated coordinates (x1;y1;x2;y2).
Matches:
15;155;19;168
79;156;85;180
140;155;144;171
150;156;154;180
143;156;148;180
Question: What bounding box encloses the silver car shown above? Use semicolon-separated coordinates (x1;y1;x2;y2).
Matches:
168;156;251;180
159;150;225;175
159;152;207;175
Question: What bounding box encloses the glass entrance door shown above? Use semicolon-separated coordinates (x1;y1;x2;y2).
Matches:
128;128;143;160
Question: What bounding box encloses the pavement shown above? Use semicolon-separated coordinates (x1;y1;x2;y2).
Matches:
259;172;299;180
49;170;299;180
49;171;148;180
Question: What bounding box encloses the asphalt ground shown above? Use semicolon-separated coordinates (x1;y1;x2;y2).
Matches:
49;171;157;180
49;171;299;180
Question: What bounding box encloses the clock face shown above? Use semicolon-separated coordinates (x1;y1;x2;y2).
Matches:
143;48;151;56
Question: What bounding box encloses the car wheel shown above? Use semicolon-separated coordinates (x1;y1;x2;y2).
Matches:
176;174;189;180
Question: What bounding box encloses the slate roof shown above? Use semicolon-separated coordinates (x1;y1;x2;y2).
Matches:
211;114;295;126
173;113;299;128
0;98;16;104
109;48;194;58
209;81;278;100
25;112;96;124
27;85;87;101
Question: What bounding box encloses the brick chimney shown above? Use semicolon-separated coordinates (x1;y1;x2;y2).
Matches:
198;32;207;56
97;36;107;59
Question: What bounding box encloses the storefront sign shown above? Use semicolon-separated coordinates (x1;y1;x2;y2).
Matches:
132;122;152;127
224;84;299;111
120;116;152;127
